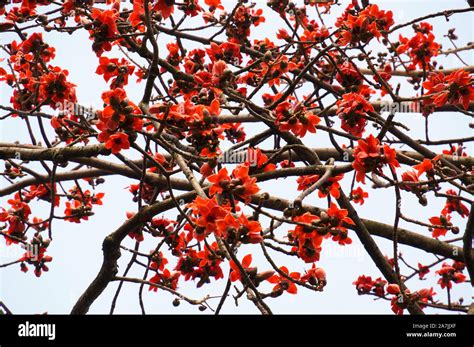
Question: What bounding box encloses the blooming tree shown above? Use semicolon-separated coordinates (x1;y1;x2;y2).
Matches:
0;0;473;315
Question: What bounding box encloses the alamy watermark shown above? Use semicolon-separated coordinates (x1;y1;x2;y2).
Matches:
380;101;422;114
55;101;96;121
18;321;56;341
217;149;258;167
1;243;39;261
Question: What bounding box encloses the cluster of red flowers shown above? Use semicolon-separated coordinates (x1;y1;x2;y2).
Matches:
422;69;474;112
207;165;259;202
96;88;143;154
175;243;224;288
441;189;470;218
353;275;387;297
24;184;60;207
352;134;400;183
64;186;104;223
299;22;330;48
335;61;363;89
206;40;242;65
289;203;353;263
89;8;119;56
386;284;437;315
18;235;52;277
336;4;394;46
1;0;53;19
3;32;76;112
435;261;466;289
296;173;343;199
288;212;322;263
96;56;135;88
143;231;275;292
226;4;265;43
336;92;375;137
353;277;437;315
427;188;469;239
186;194;262;244
263;93;320;138
150;98;244;157
0;193;32;244
261;56;298;88
149;243;226;292
397;22;440;70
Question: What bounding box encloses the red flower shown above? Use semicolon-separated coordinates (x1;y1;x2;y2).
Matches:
390;298;405;315
327;203;354;245
232;165;260;202
336;93;374;137
327;203;354;229
272;94;320;138
417;263;430;279
211;60;229;87
435;262;466;289
229;254;252;282
150;251;168;272
441;189;470;218
149;269;180;292
90;9;119;56
96;56;135;88
154;0;174;19
18;32;56;62
297;175;319;191
296;174;343;199
64;200;88;223
428;215;452;239
352;134;400;183
301;264;326;289
416;287;436;308
206;41;241;66
207;165;259;202
0;193;32;243
442;144;467;157
423;69;474;111
336;62;363;88
215;213;262;244
246;148;276;172
397;22;440;70
105;132;130;154
353;275;374;294
268;266;300;295
39;67;77;109
336;4;394;46
413;159;434;177
19;246;53;278
204;0;224;10
187;196;230;240
400;171;419;192
387;283;401;295
351;187;368;205
98;88;142;133
288;212;323;263
372;277;387;297
207;167;231;196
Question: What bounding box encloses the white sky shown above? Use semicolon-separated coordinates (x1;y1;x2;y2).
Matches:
0;0;472;314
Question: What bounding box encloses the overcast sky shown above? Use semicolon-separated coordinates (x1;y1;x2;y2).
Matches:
0;0;472;314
